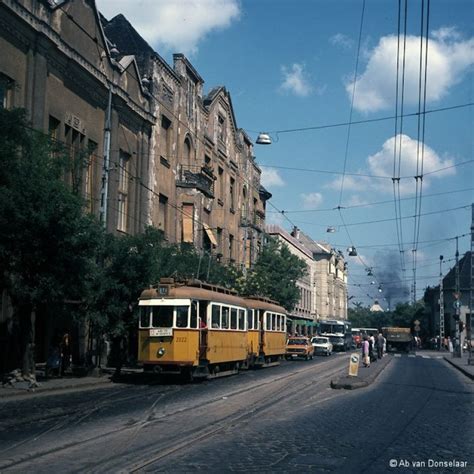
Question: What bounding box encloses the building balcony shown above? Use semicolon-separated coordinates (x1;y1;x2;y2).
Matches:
240;209;264;231
176;164;215;198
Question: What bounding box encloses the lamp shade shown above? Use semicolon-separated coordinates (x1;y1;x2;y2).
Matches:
256;132;272;145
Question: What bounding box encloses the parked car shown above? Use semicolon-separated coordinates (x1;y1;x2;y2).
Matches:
311;336;333;356
285;336;314;360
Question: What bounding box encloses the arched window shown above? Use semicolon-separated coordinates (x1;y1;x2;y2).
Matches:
184;137;192;167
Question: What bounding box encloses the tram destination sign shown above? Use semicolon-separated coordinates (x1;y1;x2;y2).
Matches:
150;328;173;337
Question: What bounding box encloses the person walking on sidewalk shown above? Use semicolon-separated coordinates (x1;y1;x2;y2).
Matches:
377;333;385;359
362;336;370;367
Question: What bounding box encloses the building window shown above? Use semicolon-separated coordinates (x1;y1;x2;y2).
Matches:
117;151;130;232
230;177;235;211
218;167;224;203
217;227;223;255
0;74;14;109
161;115;172;160
229;234;234;261
217;114;225;143
85;140;98;213
182;203;194;243
158;193;168;236
186;80;194;119
65;124;85;193
184;137;192;167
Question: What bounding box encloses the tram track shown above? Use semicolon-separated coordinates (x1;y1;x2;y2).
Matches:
0;356;348;472
116;358;350;472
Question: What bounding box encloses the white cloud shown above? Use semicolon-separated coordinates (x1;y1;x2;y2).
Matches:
280;63;313;97
300;192;323;209
97;0;241;55
329;33;354;50
326;134;455;196
347;28;474;112
261;168;285;188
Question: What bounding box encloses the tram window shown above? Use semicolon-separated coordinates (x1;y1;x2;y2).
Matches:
239;309;245;330
276;314;281;331
176;306;189;328
190;301;198;328
272;313;276;331
265;313;270;331
211;305;220;328
230;308;237;329
139;307;151;328
222;306;229;329
151;306;173;327
254;312;259;330
247;309;253;330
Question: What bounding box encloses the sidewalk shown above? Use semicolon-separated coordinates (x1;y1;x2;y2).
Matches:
331;353;392;390
0;367;143;399
444;351;474;381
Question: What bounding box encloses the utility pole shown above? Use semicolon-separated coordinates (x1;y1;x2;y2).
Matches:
454;236;461;358
469;203;473;364
439;255;444;348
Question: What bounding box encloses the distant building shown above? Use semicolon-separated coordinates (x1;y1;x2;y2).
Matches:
266;225;348;335
370;300;384;312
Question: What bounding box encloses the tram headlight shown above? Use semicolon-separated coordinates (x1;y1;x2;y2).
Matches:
157;347;166;357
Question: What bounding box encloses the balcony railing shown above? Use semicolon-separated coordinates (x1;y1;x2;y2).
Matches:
176;164;215;198
240;209;264;231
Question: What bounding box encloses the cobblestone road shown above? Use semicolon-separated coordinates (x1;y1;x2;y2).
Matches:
0;354;471;473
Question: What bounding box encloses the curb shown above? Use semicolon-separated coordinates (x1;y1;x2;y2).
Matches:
330;355;392;390
443;357;474;381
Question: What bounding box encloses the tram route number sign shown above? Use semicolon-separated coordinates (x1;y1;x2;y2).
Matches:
150;328;173;337
348;353;360;377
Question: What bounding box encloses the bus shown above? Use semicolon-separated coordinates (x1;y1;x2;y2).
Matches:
319;319;352;351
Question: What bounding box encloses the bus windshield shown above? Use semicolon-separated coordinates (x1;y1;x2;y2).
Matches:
320;323;345;335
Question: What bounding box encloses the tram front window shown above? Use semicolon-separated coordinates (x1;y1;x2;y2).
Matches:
139;307;151;328
151;306;173;327
176;306;189;328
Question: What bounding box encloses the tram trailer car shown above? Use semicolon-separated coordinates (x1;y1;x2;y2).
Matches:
138;279;287;380
244;297;287;367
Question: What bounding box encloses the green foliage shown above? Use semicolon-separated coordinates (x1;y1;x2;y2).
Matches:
237;237;307;311
348;301;428;334
0;108;102;310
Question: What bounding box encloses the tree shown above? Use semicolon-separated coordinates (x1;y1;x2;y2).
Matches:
237;237;307;311
0;109;103;379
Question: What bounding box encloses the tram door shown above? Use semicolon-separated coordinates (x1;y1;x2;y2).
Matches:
198;300;208;360
258;310;264;354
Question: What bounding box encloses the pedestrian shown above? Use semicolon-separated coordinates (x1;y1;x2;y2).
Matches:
362;336;370;367
448;336;453;353
377;333;384;359
369;335;376;362
60;332;71;376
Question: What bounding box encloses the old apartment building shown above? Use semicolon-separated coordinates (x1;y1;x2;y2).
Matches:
0;0;270;369
0;0;269;266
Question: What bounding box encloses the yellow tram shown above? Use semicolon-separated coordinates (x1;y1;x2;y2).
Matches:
138;278;287;379
244;297;287;367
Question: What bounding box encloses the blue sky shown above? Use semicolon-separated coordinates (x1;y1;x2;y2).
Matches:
97;0;473;307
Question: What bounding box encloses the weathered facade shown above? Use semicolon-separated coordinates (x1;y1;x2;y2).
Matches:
0;0;154;235
102;14;270;270
0;0;270;370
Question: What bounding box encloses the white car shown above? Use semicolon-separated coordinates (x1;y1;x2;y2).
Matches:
311;336;333;356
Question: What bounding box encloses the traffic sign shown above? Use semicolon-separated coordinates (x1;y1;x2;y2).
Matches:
453;300;461;309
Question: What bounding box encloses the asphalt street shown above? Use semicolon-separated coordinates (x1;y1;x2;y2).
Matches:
0;353;472;473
